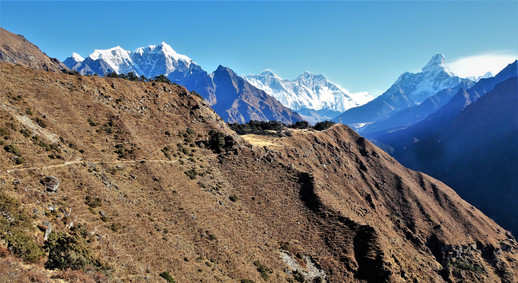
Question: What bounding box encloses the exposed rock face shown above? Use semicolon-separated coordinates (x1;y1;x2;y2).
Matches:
42;176;59;192
0;28;68;72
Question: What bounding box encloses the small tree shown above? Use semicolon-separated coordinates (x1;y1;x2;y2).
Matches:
313;120;335;131
107;72;119;78
126;72;139;81
289;121;310;129
153;75;171;84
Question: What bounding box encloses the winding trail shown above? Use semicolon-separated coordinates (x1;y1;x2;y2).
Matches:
1;158;178;174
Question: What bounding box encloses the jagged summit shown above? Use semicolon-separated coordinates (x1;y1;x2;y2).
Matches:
335;53;470;127
422;53;453;75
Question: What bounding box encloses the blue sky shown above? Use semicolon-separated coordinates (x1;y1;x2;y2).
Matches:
1;1;517;96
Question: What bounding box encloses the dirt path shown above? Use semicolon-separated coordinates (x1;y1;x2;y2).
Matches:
2;158;178;174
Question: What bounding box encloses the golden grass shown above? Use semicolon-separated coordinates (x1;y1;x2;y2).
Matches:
241;134;278;147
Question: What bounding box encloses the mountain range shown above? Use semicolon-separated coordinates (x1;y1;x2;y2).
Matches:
244;70;373;123
1;26;518;283
64;43;302;124
373;60;518;235
334;54;472;130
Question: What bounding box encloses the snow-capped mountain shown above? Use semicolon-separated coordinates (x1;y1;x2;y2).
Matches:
334;53;471;129
466;71;493;82
64;42;202;79
64;43;301;124
62;53;83;70
244;70;372;122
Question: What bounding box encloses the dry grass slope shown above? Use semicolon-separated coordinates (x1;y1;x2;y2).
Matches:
0;62;516;283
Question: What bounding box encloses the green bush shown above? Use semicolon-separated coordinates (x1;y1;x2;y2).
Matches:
209;131;226;152
0;127;9;137
15;156;25;164
4;144;21;156
85;196;102;208
0;193;45;263
185;169;197;180
153;75;171;84
313;120;335;131
254;261;272;280
159;271;176;282
19;128;31;138
289;121;310;129
45;232;103;271
34;117;47;128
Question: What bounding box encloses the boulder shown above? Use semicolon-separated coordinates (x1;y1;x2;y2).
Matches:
42;176;59;192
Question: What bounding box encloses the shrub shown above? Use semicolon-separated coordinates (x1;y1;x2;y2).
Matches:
4;144;21;156
19;128;31;138
447;259;484;273
0;193;45;263
34;117;47;128
289;121;310;129
293;270;305;282
208;131;226;152
184;169;197;180
15;157;25;164
45;232;103;271
85;196;101;208
153;75;171;84
240;280;255;283
253;261;272;280
0;127;9;137
313;120;335;131
87;118;98;127
159;271;176;282
161;146;172;159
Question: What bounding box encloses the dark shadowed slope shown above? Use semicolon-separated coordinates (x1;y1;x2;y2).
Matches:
210;65;302;124
394;77;518;235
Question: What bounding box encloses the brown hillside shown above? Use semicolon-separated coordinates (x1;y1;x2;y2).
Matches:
0;28;68;72
0;63;517;282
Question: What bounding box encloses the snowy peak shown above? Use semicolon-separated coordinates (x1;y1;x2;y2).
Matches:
295;71;325;82
63;52;84;69
134;42;192;63
244;70;373;116
259;69;278;77
89;46;130;61
422;53;453;75
71;52;84;62
67;42;201;78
